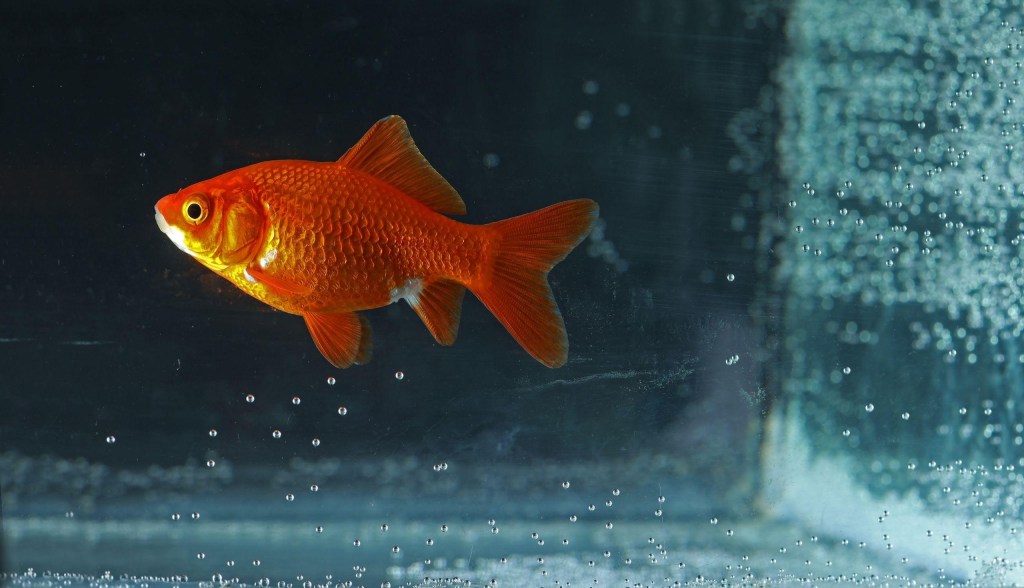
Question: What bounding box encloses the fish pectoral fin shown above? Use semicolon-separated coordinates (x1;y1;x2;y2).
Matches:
246;264;313;296
304;311;374;368
337;115;467;216
408;279;466;346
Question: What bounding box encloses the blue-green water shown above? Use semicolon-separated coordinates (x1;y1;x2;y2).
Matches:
8;0;1024;586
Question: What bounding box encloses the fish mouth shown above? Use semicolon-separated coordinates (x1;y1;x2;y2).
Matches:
155;205;194;257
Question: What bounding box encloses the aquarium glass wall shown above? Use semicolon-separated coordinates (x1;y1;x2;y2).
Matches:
4;1;1024;586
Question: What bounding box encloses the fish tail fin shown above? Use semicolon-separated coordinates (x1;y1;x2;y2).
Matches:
470;198;599;367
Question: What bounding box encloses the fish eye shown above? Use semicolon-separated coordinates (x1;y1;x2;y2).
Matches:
182;195;209;224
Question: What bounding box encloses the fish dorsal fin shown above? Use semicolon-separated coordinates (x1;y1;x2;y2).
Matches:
338;115;467;216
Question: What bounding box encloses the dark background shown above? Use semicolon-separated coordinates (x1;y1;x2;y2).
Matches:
0;1;780;487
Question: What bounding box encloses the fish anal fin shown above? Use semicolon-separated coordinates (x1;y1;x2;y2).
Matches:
247;265;313;296
409;279;466;346
304;311;374;368
338;115;467;216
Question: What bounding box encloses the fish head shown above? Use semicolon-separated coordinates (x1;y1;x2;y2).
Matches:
155;175;264;271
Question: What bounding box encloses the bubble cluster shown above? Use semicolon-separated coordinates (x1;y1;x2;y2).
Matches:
586;218;628;272
759;0;1024;582
776;2;1024;358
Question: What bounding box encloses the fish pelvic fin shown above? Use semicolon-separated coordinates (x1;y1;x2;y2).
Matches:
338;115;467;216
472;199;599;368
304;311;374;368
409;279;466;346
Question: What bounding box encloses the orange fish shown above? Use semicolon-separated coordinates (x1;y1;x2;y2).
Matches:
155;116;598;368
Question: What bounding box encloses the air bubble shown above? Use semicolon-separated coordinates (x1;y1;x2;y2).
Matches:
394;371;405;381
312;438;321;447
561;480;571;489
272;429;282;439
338;406;348;416
105;435;116;444
327;377;336;386
865;403;875;412
292;396;301;405
245;394;255;403
574;110;593;130
208;428;218;437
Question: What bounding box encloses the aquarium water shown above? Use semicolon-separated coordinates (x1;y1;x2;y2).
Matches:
7;0;1024;586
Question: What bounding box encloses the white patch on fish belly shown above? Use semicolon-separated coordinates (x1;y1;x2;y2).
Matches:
154;207;194;257
259;248;278;269
389;278;424;305
244;268;257;283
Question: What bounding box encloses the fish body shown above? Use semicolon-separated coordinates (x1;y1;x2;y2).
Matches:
156;116;598;368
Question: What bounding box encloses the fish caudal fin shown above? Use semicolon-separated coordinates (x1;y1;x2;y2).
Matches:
409;279;466;346
304;311;374;368
473;199;599;368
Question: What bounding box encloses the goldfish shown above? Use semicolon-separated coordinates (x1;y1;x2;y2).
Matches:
155;115;598;368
